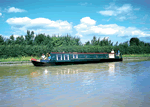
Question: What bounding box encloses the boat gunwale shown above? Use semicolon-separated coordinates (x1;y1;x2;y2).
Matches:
51;52;115;54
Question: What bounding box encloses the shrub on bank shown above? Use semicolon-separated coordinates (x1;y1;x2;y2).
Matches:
0;45;150;59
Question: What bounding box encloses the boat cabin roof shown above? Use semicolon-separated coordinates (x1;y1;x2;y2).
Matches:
51;52;110;54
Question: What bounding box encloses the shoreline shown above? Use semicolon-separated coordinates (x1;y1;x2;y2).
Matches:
0;61;31;64
0;57;150;64
123;57;150;59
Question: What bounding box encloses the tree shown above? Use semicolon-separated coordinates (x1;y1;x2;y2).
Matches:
139;41;145;46
34;34;46;45
99;37;108;46
97;37;100;45
25;30;34;45
114;41;118;46
75;37;81;46
85;41;90;45
10;35;14;41
0;35;4;45
91;36;97;46
120;41;129;48
130;37;140;46
145;43;150;46
65;34;71;46
7;35;15;45
15;35;25;45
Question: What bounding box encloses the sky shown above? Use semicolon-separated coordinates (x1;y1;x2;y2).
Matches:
0;0;150;44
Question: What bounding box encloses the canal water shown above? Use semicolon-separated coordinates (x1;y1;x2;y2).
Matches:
0;59;150;107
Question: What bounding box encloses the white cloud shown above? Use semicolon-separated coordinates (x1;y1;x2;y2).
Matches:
75;33;83;37
74;17;150;38
99;10;115;16
80;17;96;25
0;13;2;16
13;35;20;38
6;17;72;35
7;7;26;13
117;4;132;13
99;4;132;16
117;16;126;21
99;3;139;21
6;17;31;26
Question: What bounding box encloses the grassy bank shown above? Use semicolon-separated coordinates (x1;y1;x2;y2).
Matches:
0;54;150;62
122;54;150;57
0;56;40;62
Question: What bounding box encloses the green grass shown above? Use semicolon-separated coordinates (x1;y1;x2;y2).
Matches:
0;56;40;62
122;54;150;57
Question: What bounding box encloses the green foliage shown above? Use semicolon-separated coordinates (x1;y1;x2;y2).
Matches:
25;30;34;45
53;46;114;53
34;34;46;45
15;35;25;45
0;45;53;58
91;36;97;45
0;35;5;45
130;37;140;46
0;30;150;59
85;41;90;45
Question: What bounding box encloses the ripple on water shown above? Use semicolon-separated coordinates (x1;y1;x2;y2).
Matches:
0;61;150;107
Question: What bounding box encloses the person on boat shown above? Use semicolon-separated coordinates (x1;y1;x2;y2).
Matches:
117;49;120;56
111;49;114;53
41;54;45;60
48;53;51;60
44;53;49;60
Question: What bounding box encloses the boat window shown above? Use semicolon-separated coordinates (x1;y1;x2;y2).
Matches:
64;55;69;60
57;55;62;60
73;54;78;58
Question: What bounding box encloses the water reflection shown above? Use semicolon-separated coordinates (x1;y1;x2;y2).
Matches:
44;69;48;75
1;61;150;107
108;63;115;76
30;71;39;77
0;63;118;78
56;68;79;75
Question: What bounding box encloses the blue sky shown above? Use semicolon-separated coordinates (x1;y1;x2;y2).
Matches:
0;0;150;44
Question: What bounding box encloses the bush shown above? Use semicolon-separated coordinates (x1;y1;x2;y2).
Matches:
0;45;150;59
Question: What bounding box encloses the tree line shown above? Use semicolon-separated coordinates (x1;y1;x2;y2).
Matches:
0;30;150;58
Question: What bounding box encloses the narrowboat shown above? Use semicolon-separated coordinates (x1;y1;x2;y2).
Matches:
31;52;123;66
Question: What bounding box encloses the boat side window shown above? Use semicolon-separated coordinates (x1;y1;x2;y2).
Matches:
73;54;78;58
57;55;62;60
64;55;69;60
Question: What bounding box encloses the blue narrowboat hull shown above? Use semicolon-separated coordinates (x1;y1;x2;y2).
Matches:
31;52;123;66
31;58;123;66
